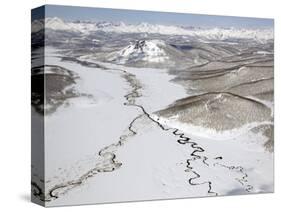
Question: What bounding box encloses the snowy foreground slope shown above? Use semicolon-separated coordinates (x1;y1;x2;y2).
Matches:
31;17;274;206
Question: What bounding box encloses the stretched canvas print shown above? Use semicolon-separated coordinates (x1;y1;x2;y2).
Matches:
31;5;274;207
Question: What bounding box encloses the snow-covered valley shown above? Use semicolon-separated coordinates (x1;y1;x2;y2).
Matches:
30;46;274;206
31;12;274;207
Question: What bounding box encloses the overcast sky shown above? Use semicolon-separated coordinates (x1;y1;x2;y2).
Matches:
40;4;274;28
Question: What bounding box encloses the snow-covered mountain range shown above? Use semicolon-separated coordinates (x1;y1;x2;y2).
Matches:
32;17;274;42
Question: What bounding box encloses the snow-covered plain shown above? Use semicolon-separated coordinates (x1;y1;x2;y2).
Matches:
38;47;274;207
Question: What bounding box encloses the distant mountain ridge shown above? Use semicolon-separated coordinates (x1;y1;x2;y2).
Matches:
32;17;274;42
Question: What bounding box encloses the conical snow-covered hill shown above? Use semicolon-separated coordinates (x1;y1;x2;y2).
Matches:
108;40;169;64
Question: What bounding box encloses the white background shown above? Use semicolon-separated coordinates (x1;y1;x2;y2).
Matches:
0;0;279;210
